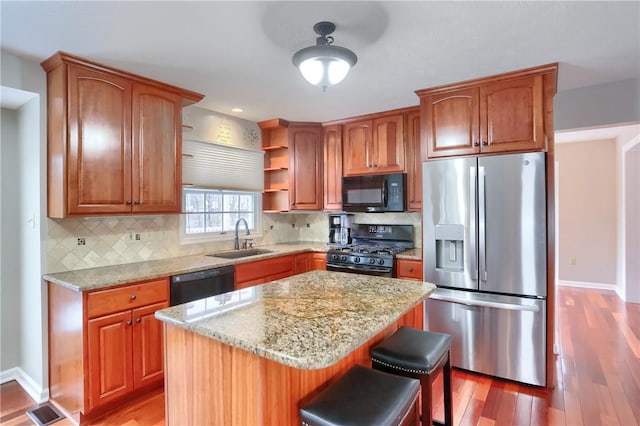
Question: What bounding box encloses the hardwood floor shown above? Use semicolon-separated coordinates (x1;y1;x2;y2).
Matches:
1;286;638;425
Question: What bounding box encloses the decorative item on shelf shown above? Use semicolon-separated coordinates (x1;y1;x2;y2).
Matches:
292;21;357;91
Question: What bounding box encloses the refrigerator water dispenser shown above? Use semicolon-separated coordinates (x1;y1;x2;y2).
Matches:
434;224;464;271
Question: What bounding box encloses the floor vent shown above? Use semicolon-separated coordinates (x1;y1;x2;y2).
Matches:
26;403;64;426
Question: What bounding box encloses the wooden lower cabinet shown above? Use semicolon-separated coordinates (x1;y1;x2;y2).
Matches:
396;259;423;281
48;278;168;423
310;252;327;270
235;255;295;289
236;252;327;289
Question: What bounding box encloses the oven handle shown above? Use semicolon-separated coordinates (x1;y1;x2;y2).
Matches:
327;264;391;275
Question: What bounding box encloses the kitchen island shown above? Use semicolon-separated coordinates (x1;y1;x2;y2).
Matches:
155;270;435;425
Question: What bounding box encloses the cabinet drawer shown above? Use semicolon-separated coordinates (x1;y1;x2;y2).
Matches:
396;260;423;280
236;255;294;285
87;278;169;319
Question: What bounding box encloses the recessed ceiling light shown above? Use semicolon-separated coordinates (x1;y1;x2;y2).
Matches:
231;107;244;113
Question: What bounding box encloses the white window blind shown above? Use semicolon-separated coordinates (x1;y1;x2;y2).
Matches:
182;138;264;191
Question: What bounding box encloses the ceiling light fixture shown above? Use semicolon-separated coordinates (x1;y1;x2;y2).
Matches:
231;107;244;113
292;21;357;91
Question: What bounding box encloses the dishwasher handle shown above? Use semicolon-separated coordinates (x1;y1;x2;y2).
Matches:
430;293;540;312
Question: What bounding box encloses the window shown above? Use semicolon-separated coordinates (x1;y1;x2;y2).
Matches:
181;188;261;242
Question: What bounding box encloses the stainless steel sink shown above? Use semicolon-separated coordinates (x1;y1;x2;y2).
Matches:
207;249;274;259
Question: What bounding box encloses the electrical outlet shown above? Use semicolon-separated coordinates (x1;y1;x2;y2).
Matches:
77;237;86;246
126;230;137;244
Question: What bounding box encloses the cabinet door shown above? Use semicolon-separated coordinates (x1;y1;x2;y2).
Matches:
323;125;343;210
371;115;405;172
132;302;168;388
87;310;133;409
310;253;327;270
405;111;422;211
294;253;310;275
289;126;323;210
67;65;132;215
423;88;479;158
397;259;423;281
131;83;182;213
480;75;544;153
342;121;372;176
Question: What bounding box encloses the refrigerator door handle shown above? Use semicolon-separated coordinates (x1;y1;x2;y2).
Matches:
429;294;540;312
469;166;478;280
478;166;487;282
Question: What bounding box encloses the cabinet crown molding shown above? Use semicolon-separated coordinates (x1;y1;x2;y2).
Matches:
415;62;559;97
41;51;204;106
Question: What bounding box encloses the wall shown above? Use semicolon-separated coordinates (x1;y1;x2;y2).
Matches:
555;78;640;131
0;50;48;402
1;108;21;371
556;139;617;286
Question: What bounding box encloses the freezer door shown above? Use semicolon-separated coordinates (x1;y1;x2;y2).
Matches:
478;152;547;297
426;289;546;386
423;157;479;290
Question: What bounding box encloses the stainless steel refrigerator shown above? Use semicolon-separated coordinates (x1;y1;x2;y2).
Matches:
422;152;547;386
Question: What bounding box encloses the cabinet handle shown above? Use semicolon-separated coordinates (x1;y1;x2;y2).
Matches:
126;320;132;326
134;200;141;205
126;200;132;205
408;267;413;272
130;295;137;300
482;140;488;146
135;318;141;324
473;140;479;147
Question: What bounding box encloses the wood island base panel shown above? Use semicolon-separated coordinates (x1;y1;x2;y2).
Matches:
156;270;435;425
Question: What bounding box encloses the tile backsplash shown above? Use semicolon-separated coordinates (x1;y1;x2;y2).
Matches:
46;212;421;273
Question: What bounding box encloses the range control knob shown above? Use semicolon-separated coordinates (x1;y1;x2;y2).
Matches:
331;254;339;261
354;257;361;263
378;259;385;265
340;255;347;261
369;258;376;265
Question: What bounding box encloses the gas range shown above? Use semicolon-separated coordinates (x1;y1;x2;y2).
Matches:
327;224;414;277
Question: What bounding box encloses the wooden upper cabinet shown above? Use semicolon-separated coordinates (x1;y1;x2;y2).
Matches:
41;51;203;218
132;83;182;213
323;125;343;211
290;125;323;210
342;121;372;175
405;110;422;211
422;88;479;158
480;75;544;153
371;115;405;173
343;114;405;176
417;63;557;159
259;119;323;212
67;66;133;215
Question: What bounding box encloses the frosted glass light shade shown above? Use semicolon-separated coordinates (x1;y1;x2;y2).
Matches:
292;44;357;90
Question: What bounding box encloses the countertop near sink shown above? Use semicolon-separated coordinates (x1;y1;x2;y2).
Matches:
43;242;330;292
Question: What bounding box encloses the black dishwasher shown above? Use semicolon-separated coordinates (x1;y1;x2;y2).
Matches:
169;265;235;306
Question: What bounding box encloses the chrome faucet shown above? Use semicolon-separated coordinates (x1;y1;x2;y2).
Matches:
234;218;250;250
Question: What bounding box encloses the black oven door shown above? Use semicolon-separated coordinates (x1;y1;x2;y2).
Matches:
327;263;393;278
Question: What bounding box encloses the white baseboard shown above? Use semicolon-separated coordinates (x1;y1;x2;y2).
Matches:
0;367;49;403
557;280;616;291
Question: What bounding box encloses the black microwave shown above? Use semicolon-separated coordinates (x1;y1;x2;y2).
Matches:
341;173;405;212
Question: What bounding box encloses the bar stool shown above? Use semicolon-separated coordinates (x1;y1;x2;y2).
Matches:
370;327;453;426
299;364;420;426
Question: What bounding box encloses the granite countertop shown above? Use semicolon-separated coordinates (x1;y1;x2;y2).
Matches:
396;248;422;261
155;270;436;370
43;242;329;292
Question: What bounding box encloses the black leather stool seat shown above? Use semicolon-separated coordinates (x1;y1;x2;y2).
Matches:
370;327;452;374
300;364;420;426
370;327;453;426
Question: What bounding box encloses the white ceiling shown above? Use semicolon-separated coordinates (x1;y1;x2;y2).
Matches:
1;1;639;123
